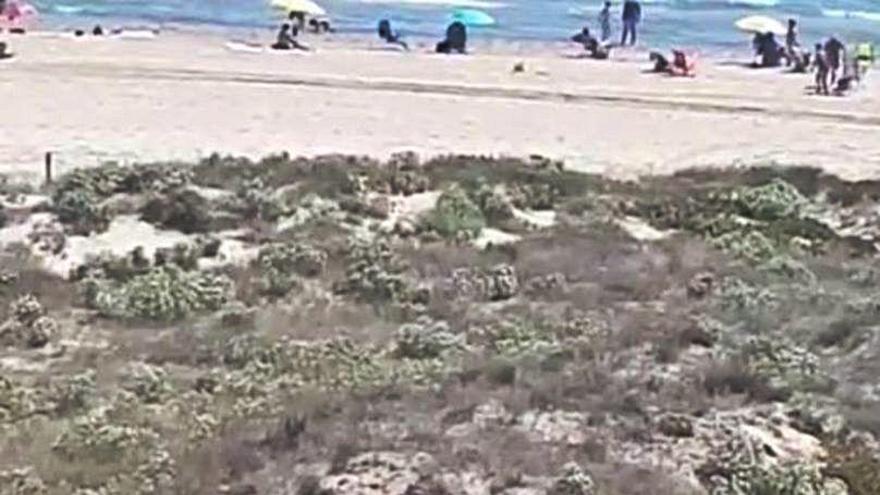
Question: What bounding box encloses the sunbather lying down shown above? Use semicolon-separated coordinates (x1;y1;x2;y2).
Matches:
649;50;696;77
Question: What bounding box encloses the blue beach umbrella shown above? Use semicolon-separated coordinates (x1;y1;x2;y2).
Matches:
451;8;495;27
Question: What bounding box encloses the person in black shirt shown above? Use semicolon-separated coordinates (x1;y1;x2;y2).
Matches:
621;0;641;46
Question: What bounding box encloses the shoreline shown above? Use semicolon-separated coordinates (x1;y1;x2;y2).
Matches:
1;29;878;183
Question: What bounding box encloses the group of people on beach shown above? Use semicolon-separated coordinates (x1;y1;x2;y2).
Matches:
566;1;873;94
571;1;695;77
571;0;641;59
752;18;873;95
271;10;335;51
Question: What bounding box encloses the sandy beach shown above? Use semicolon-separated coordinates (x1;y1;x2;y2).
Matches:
1;30;878;182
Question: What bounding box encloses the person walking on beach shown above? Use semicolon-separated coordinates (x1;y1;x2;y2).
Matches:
784;18;805;69
598;1;612;43
620;0;641;46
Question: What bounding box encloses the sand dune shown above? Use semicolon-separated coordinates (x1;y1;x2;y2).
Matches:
0;32;878;181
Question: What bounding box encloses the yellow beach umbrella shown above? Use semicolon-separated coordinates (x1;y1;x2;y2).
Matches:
735;15;786;36
271;0;326;16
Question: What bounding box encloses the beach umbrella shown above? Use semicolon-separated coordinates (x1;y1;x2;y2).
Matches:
270;0;326;16
1;1;39;28
451;8;496;27
734;15;786;36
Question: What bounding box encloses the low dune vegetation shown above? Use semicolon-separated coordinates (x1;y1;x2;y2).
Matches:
1;153;880;494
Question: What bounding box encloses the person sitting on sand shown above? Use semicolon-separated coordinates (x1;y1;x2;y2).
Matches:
436;21;466;54
754;32;782;68
824;36;845;86
648;50;694;76
572;27;609;60
378;19;408;50
669;49;696;76
813;42;829;95
649;51;670;72
272;23;309;51
0;41;12;60
308;17;334;34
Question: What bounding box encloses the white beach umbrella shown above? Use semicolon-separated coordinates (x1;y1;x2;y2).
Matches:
735;15;787;36
270;0;326;16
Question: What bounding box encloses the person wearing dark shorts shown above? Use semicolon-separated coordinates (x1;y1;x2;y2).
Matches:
621;0;641;46
824;37;845;87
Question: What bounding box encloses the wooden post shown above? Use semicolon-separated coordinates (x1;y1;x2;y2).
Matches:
44;152;53;185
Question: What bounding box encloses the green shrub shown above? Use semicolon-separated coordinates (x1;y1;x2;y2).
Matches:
423;186;485;240
0;467;46;495
335;237;410;305
0;294;59;348
394;317;462;359
548;463;596;495
87;266;231;321
122;363;173;404
735;178;806;221
140;189;211;233
53;190;112;235
256;242;327;298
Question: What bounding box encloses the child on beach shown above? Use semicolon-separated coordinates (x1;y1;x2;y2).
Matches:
598;1;612;43
784;18;808;72
813;43;829;95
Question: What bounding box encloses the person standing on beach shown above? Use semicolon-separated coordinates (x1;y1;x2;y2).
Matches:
598;1;612;43
784;19;802;67
813;43;829;95
824;37;845;87
620;0;641;46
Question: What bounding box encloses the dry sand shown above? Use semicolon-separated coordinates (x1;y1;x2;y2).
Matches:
1;30;879;182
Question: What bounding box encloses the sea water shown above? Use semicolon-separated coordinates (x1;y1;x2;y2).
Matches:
33;0;880;53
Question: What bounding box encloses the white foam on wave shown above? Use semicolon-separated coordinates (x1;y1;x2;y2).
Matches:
354;0;506;10
822;9;880;23
727;0;778;7
53;4;87;14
